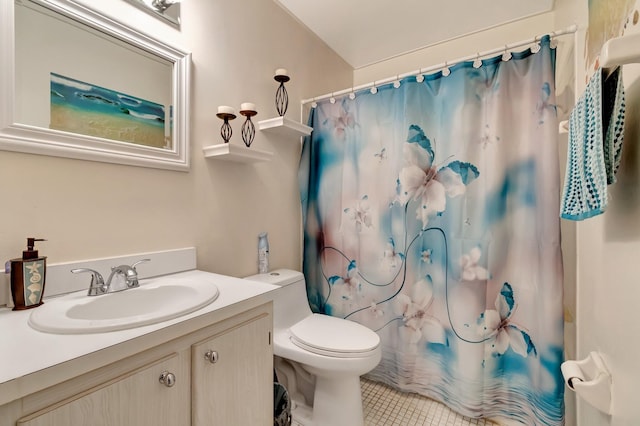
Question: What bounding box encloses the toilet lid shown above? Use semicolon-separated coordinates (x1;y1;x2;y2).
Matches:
289;314;379;358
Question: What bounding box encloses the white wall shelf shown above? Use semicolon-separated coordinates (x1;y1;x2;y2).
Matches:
257;116;312;138
202;143;273;163
203;117;311;163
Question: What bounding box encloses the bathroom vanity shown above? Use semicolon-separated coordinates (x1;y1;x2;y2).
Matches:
0;261;277;426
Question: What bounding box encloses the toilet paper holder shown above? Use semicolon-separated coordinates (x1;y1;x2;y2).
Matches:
561;351;612;415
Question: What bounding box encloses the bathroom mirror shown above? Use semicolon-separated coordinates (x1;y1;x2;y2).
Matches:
0;0;191;171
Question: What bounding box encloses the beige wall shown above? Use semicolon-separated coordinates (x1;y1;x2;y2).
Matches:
0;0;352;304
553;2;585;426
353;11;557;86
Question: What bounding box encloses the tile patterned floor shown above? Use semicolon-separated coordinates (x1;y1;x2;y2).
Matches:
292;378;495;426
361;379;495;426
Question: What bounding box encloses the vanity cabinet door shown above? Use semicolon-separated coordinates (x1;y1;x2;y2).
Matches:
16;352;189;426
192;312;273;425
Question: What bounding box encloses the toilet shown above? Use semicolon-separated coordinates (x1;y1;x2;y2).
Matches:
246;269;381;426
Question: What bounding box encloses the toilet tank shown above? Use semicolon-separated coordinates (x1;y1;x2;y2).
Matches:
245;269;313;330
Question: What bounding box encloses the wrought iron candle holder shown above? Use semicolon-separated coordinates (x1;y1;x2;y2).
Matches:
274;68;289;117
240;103;257;148
216;106;236;143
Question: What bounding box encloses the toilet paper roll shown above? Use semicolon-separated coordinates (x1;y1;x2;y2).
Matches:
560;353;612;414
560;361;584;389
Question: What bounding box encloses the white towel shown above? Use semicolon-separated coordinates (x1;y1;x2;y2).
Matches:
560;67;625;221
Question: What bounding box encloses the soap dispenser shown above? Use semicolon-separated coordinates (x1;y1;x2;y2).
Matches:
10;238;47;310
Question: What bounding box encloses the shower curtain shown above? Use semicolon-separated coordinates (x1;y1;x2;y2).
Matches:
299;36;564;425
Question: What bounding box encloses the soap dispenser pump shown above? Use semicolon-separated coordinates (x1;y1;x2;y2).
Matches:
10;238;47;310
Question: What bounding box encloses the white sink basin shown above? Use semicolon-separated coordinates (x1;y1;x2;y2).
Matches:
29;276;219;334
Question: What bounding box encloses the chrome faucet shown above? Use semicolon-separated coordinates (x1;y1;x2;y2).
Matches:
107;259;150;290
71;259;151;296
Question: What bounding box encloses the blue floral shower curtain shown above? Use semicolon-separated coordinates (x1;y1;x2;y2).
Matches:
299;36;564;425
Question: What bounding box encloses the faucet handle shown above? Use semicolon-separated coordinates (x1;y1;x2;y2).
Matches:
131;258;151;270
71;268;107;296
121;259;150;289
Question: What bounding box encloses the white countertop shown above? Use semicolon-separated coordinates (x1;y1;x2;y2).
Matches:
0;269;277;406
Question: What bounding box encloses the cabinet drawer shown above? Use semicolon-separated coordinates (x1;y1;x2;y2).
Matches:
17;352;189;426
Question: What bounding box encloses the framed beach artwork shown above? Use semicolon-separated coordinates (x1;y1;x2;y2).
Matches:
49;72;169;149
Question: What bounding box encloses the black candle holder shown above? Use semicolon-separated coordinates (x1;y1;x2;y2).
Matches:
274;73;290;117
216;112;236;143
240;109;257;147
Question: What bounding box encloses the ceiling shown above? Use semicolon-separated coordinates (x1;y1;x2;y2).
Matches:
275;0;555;69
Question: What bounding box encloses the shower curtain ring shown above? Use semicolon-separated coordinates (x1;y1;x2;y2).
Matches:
329;93;336;104
442;61;450;76
502;45;512;61
371;82;378;94
532;36;541;53
473;53;482;69
349;89;356;100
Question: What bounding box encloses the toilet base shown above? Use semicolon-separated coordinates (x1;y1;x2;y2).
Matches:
312;375;364;426
290;402;313;425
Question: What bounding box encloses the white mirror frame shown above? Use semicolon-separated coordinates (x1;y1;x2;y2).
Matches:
0;0;191;171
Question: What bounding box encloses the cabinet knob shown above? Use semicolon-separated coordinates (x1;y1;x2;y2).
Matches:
159;371;176;387
204;350;219;364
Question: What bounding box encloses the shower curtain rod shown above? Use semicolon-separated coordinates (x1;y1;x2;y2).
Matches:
300;24;578;107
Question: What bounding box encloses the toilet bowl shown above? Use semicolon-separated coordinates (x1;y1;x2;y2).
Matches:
246;269;381;426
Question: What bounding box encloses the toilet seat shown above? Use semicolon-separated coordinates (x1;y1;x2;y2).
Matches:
289;314;379;358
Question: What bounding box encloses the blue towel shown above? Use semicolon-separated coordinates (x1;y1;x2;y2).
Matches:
560;67;625;221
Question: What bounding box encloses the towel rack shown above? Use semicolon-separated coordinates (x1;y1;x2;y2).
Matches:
600;32;640;68
559;120;569;134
